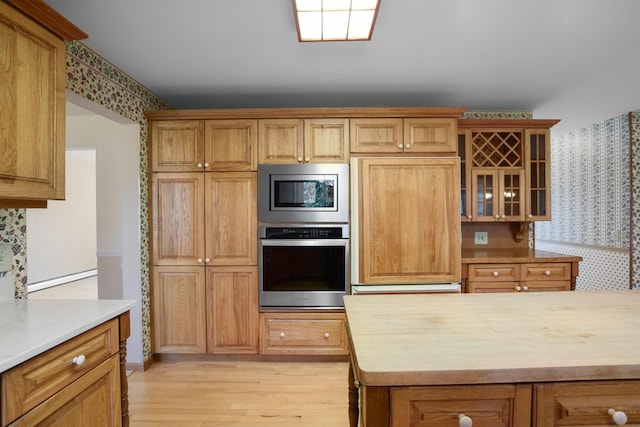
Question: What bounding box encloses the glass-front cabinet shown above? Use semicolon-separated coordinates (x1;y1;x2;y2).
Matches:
458;120;558;222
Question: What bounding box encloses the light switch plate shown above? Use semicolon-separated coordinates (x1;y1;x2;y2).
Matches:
0;244;12;272
474;232;488;245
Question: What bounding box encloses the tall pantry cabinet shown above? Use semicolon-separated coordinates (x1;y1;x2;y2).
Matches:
149;119;259;354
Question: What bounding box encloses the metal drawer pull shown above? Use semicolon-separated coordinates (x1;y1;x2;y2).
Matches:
72;355;86;366
608;408;628;425
458;413;472;427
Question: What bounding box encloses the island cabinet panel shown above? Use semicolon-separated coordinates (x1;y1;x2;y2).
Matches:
534;381;640;427
466;262;571;293
391;384;532;427
0;2;67;202
358;157;461;284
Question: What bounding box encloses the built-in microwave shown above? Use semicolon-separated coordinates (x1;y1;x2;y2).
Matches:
258;164;349;223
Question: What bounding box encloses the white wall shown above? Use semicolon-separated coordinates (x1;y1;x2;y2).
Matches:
27;150;97;285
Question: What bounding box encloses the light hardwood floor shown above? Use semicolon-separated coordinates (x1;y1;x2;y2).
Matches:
127;360;351;426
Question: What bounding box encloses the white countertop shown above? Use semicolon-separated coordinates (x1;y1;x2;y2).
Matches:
0;299;136;372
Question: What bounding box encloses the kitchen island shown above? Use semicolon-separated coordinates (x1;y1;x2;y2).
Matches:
344;291;640;427
0;299;135;426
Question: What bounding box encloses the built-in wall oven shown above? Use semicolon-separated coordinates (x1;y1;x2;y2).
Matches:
258;163;350;308
258;225;349;308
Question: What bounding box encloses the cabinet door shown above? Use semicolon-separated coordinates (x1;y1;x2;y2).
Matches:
304;119;349;163
150;120;204;172
391;384;532;427
350;118;403;153
525;129;551;221
206;266;258;354
152;173;205;266
152;266;207;353
204;172;257;265
258;119;304;164
471;169;525;222
535;380;640;427
9;355;122;427
0;3;66;200
204;120;257;170
359;157;461;283
404;118;458;153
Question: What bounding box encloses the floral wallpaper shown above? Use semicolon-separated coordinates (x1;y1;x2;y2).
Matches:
0;210;27;298
631;112;640;289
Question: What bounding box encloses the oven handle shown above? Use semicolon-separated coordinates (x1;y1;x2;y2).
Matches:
259;238;349;248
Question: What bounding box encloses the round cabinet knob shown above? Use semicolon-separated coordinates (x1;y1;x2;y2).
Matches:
397;144;403;149
493;271;499;277
522;285;529;291
467;215;473;220
528;214;533;219
305;157;310;163
405;144;411;149
205;258;210;263
458;413;473;427
608;408;628;425
495;215;500;219
197;258;203;263
544;270;551;276
515;285;522;292
72;355;86;366
204;162;210;168
297;157;303;162
501;214;506;219
197;163;203;168
324;332;330;338
279;332;285;338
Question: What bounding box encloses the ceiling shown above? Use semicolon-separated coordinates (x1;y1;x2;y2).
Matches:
48;0;640;135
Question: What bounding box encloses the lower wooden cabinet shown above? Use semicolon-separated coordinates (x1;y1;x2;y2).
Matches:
467;262;571;293
260;312;348;355
385;380;640;427
1;319;125;427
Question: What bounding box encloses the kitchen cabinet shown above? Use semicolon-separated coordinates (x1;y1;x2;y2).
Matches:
150;119;257;172
0;2;85;206
206;266;259;354
258;118;349;164
350;118;457;154
1;309;131;427
344;292;640;427
259;312;348;355
461;249;581;293
471;168;525;222
152;267;206;353
459;120;558;222
357;157;461;284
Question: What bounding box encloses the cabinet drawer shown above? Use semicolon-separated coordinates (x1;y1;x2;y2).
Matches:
521;281;570;292
1;319;119;425
468;281;520;293
535;380;640;427
468;264;520;282
391;384;531;427
260;313;348;355
521;263;570;281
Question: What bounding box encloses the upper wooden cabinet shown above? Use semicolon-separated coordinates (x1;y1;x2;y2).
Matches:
0;2;85;205
150;119;257;172
350;118;457;154
357;157;461;284
258;118;349;164
459;120;558;222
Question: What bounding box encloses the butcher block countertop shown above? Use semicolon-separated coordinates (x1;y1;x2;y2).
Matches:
344;291;640;387
461;248;583;263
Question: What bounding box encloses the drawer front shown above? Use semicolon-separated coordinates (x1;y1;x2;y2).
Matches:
1;318;119;425
521;281;570;292
534;380;640;427
468;281;521;293
468;264;519;282
391;384;532;427
521;263;570;281
260;313;348;355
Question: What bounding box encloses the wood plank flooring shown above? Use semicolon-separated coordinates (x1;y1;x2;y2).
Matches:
127;360;350;426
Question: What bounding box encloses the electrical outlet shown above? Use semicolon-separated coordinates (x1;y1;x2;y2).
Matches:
474;232;488;245
0;244;12;272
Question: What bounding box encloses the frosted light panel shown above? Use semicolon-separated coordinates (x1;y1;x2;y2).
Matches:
293;0;380;41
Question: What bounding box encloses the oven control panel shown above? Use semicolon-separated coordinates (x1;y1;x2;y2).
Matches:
260;225;348;239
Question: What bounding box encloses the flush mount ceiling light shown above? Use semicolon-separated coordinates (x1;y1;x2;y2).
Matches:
293;0;381;42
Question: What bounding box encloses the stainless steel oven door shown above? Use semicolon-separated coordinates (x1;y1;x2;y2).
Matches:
259;238;349;308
